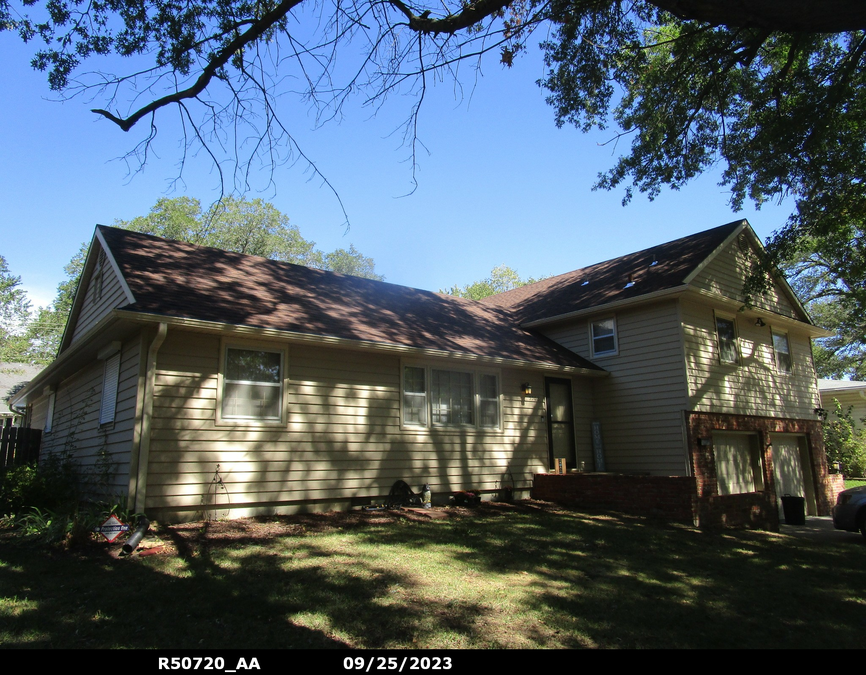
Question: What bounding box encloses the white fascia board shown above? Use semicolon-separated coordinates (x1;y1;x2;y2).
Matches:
9;312;122;408
682;220;749;285
115;310;610;378
683;287;835;338
94;226;136;305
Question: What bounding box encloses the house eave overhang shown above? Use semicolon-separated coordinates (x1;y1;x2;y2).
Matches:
521;285;691;329
9;312;129;407
115;310;609;377
683;287;835;338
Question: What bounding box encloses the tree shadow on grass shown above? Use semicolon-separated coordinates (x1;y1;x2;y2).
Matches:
1;504;865;649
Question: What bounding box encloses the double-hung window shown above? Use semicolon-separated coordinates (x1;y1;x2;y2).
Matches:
590;317;617;357
220;345;285;424
715;315;739;365
402;364;499;429
772;331;792;373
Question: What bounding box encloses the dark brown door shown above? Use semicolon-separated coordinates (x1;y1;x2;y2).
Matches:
546;377;575;471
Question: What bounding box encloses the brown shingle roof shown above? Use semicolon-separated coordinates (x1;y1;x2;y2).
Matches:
98;226;602;371
481;220;745;323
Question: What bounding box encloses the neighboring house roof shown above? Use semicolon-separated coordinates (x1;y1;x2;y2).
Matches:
818;379;866;396
0;362;44;415
97;226;603;372
481;220;811;327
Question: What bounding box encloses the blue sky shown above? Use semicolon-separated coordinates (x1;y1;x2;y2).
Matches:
1;32;795;310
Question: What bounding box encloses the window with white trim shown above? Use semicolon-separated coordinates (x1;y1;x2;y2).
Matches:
715;315;739;365
100;351;121;425
431;369;474;425
220;346;284;421
401;364;500;429
772;331;792;373
402;366;427;426
590;317;617;356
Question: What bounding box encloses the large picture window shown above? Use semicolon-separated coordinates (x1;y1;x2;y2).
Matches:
402;363;499;429
220;346;285;422
432;369;474;426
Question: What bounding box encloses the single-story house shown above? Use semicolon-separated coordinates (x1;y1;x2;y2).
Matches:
10;219;840;526
819;379;866;432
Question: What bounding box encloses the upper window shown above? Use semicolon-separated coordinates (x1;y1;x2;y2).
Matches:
772;331;792;373
402;364;499;429
715;316;739;365
220;345;285;423
590;317;617;356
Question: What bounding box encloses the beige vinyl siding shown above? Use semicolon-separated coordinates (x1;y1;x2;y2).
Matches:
681;298;820;418
542;299;689;476
39;335;142;498
29;393;51;432
690;233;799;319
69;245;129;344
144;330;560;517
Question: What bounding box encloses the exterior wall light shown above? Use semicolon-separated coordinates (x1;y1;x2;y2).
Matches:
521;383;532;396
755;318;766;327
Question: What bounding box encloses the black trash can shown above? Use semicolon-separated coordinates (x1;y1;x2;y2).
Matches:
781;494;806;525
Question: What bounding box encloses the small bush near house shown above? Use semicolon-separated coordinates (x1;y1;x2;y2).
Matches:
0;453;80;517
0;453;133;547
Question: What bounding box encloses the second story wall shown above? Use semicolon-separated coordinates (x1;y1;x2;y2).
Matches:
542;299;690;475
681;297;820;419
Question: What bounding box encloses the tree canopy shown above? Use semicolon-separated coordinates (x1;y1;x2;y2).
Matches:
444;264;541;300
4;0;866;351
22;196;383;364
0;255;31;362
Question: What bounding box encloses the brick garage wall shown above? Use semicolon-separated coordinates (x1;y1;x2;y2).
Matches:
532;473;697;523
686;411;833;520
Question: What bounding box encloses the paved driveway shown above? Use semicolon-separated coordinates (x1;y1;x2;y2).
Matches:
779;516;864;544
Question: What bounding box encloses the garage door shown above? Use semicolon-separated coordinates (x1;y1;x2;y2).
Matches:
771;434;817;517
713;432;763;495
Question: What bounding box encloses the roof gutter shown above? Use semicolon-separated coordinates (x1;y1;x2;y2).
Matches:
114;310;608;377
8;312;122;408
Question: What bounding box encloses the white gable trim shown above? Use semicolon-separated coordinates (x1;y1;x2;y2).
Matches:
94;227;136;305
682;220;814;325
682;220;749;286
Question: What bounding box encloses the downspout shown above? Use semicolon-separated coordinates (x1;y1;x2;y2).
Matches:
132;323;167;514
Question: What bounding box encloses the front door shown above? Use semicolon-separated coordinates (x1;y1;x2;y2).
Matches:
546;378;576;472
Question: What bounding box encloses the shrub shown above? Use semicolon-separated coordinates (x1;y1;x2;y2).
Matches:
824;400;866;477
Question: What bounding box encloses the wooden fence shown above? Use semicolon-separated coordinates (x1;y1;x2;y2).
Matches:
1;418;41;469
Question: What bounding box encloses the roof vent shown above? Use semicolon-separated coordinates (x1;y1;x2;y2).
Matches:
581;280;589;286
649;250;658;267
624;273;636;289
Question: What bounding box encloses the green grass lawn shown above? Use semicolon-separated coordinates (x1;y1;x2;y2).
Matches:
2;503;865;650
845;477;866;489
